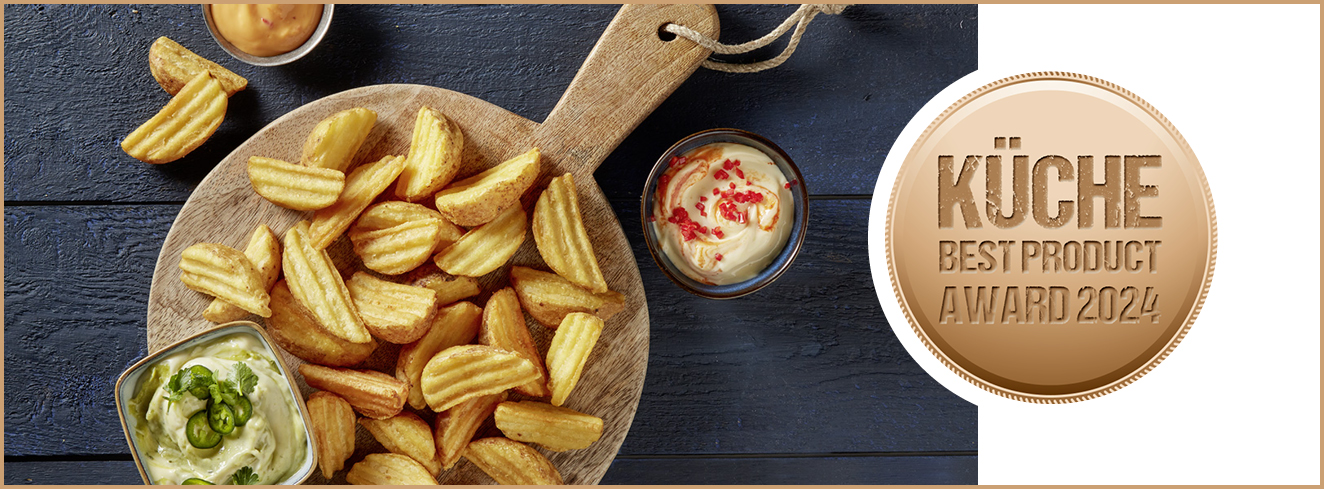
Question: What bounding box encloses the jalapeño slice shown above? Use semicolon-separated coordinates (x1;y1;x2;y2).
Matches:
208;401;236;435
232;396;253;426
182;478;214;485
186;410;221;449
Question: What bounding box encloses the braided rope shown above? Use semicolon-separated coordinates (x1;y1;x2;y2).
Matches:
664;4;849;73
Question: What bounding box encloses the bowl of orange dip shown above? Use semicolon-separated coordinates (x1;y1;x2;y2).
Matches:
643;129;808;299
204;4;333;66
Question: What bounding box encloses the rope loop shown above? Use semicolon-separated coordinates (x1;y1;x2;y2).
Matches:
664;4;849;73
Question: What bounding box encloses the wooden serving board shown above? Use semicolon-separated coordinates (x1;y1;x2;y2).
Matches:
144;5;718;485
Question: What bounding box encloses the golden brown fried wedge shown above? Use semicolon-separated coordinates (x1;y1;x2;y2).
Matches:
148;36;247;96
354;201;448;229
494;401;603;452
203;224;281;323
301;107;377;173
396;107;463;201
434;203;526;277
266;281;377;366
308;155;407;250
346;453;438;485
306;391;356;479
546;312;604;406
463;437;563;485
434;392;506;470
533;173;608;293
360;412;442;476
510;266;625;328
346;272;438;344
179;242;271;317
348;202;462;276
481;288;550;398
433;147;540;227
396;302;483;410
283;221;370;343
247;156;346;211
404;265;481;306
300;364;409;419
421;345;538;412
122;72;226;164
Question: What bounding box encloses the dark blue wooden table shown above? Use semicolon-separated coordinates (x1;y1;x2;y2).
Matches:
4;4;978;484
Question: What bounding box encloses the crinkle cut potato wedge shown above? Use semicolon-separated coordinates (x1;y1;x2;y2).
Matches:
396;301;483;410
546;312;604;406
203;224;281;323
300;364;409;420
148;36;247;96
404;265;481;306
122;71;227;164
433;203;526;277
434;392;506;470
347;272;438;344
360;412;442;476
533;173;609;293
178;242;271;317
433;147;540;227
481;287;551;398
494;400;603;452
353;201;450;232
306;391;357;479
282;221;371;344
266;280;377;367
301;107;377;173
350;220;447;275
308;154;406;250
421;344;538;413
346;453;439;485
463;437;563;485
247;156;346;211
396;106;463;202
510;266;625;328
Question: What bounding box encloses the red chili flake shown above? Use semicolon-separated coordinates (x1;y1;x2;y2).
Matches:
733;192;746;203
735;168;745;179
712;188;720;196
659;174;671;185
784;182;792;189
699;196;707;202
746;181;753;186
695;202;705;212
750;192;764;203
714;169;729;180
733;160;741;166
723;159;735;170
669;156;687;168
699;226;709;234
713;227;725;239
729;182;737;189
715;253;724;261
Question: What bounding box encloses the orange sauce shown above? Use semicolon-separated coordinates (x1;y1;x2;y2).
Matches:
210;4;322;57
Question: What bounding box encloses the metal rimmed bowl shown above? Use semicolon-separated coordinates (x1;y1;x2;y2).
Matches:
203;4;334;67
641;128;809;299
114;321;318;485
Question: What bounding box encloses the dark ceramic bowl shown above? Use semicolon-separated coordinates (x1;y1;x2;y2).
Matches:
641;129;809;299
203;4;334;67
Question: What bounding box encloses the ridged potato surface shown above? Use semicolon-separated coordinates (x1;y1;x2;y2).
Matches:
433;147;540;226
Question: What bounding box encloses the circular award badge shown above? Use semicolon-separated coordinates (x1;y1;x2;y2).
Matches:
886;72;1216;403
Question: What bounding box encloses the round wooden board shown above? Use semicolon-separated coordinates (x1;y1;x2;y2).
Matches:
145;84;651;484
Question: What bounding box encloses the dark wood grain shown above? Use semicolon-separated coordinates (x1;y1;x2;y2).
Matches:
4;200;975;458
3;4;976;203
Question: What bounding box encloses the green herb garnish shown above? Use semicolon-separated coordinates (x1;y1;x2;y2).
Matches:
230;466;259;485
234;362;259;396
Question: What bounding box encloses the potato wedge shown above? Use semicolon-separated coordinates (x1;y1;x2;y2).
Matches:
510;266;625;328
434;392;506;470
533;172;608;292
306;391;356;479
396;106;463;201
283;221;370;343
346;453;438;485
122;71;226;164
360;412;442;476
403;265;481;306
247;156;346;211
301;107;377;173
300;364;409;419
179;242;271;317
203;224;281;323
463;437;563;485
308;154;406;250
433;147;540;226
148;36;247;96
421;345;538;412
346;272;438;344
433;203;526;277
495;401;603;452
348;202;462;275
546;312;604;406
481;288;550;398
352;201;459;234
396;302;482;410
266;280;377;366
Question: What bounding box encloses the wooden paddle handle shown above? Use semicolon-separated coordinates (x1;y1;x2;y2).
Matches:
536;4;719;170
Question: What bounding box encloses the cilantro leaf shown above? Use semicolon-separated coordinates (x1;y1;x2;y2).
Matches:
234;362;259;396
230;466;259;485
163;365;215;402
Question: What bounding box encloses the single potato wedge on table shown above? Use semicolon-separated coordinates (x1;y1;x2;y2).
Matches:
346;453;438;485
122;71;227;164
510;266;625;328
301;107;376;173
148;36;247;96
203;224;281;323
433;147;540;227
434;392;506;470
494;400;603;452
266;280;377;367
306;391;357;479
300;364;409;420
178;242;270;317
396;301;483;410
533;172;609;293
360;412;442;476
247;156;346;211
396;106;463;202
463;437;563;485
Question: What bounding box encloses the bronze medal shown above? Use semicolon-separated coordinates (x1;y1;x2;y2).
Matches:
886;72;1216;402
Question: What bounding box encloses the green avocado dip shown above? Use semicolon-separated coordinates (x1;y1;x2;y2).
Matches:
127;334;307;484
